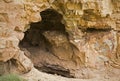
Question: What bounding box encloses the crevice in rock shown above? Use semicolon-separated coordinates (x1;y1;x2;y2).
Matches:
83;28;112;33
35;63;74;78
19;9;74;78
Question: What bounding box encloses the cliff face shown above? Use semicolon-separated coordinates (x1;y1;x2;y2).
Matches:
0;0;120;80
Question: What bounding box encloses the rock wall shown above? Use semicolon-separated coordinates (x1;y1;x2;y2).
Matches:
0;0;120;79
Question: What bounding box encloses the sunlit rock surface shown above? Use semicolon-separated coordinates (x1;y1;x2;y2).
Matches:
0;0;120;80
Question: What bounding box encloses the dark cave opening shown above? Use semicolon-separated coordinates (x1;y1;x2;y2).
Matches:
20;9;66;48
19;9;73;78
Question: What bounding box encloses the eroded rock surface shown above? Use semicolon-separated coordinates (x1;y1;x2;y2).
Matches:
0;0;120;80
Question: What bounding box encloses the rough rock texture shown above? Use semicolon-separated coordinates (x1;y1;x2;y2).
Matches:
0;0;120;81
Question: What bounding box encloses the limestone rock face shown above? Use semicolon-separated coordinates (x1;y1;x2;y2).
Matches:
0;0;120;80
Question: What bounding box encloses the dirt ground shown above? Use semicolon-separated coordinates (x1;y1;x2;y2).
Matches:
22;68;120;81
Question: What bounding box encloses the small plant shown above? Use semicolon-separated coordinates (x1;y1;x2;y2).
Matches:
0;74;27;81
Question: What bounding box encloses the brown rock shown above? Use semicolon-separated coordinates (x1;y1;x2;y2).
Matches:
0;0;120;80
43;31;73;60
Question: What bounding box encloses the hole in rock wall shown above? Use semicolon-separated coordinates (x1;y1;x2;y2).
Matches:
19;9;74;78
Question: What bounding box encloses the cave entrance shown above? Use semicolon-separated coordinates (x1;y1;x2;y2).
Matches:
19;9;74;78
20;9;66;50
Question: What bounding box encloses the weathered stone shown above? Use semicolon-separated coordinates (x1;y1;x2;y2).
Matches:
0;38;6;49
0;13;8;22
0;0;120;80
84;31;117;68
13;50;33;73
43;31;73;60
0;48;18;62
